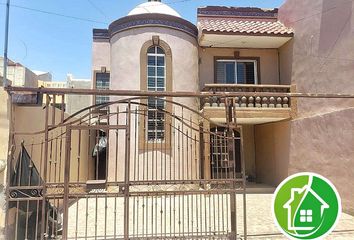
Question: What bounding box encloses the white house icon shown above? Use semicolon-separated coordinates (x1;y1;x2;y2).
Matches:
283;185;329;231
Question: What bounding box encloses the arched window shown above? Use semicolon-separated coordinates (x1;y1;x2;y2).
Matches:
147;46;166;141
147;46;165;92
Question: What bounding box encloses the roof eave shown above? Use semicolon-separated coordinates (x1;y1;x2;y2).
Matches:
201;29;294;38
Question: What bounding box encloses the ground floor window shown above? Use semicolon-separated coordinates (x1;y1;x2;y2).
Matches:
147;97;165;141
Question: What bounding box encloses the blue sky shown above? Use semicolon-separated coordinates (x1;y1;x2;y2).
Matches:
0;0;284;81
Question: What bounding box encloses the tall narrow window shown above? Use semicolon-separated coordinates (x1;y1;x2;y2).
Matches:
95;72;110;104
216;60;257;84
147;46;166;141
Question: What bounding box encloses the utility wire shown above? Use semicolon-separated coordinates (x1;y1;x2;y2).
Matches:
135;0;197;9
86;0;108;20
0;0;197;25
165;0;197;5
0;2;108;25
284;0;353;25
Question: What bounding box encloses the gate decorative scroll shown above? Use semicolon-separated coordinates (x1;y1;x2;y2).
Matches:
6;92;247;240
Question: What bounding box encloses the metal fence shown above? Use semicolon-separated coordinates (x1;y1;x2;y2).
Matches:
5;88;247;240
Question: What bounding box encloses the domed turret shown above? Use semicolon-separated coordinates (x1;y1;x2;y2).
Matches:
92;0;199;183
108;0;198;98
128;0;181;18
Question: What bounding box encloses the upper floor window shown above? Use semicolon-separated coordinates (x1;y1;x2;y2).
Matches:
95;72;110;105
147;46;166;141
147;46;165;92
216;60;258;84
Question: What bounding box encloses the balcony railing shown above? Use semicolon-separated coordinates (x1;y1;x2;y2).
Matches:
201;84;293;109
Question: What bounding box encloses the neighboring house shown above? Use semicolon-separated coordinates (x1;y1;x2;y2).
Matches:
38;80;66;88
33;70;53;82
66;74;92;115
0;57;39;87
278;0;354;215
0;60;51;236
38;74;92;115
0;73;92;238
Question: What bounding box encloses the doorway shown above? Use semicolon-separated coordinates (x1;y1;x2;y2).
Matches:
210;127;241;179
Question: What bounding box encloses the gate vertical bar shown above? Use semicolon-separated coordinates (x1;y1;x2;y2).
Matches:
62;127;72;240
240;126;247;240
124;101;131;239
41;95;50;239
226;97;237;240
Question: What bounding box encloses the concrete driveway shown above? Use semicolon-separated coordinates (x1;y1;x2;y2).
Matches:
239;194;354;239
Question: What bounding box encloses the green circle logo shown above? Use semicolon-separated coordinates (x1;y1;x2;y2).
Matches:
273;172;341;239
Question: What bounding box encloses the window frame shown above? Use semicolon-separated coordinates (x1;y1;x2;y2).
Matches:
147;46;166;92
146;46;167;142
93;70;110;106
214;56;261;84
139;38;173;152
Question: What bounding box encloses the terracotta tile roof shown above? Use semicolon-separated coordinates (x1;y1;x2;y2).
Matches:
198;18;294;36
198;6;279;18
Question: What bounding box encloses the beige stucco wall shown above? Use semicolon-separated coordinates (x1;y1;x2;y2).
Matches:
0;90;10;184
107;26;199;181
66;79;92;115
0;89;10;236
199;48;280;88
242;125;256;178
110;26;198;93
288;108;354;214
278;40;293;85
92;40;111;90
92;40;111;72
279;0;354;118
254;121;290;186
12;105;95;183
276;0;354;214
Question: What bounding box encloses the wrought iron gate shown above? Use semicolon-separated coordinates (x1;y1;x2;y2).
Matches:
6;91;247;239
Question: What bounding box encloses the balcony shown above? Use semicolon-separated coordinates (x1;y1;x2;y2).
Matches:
201;84;296;124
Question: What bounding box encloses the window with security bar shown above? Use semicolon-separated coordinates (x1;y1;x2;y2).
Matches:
216;59;258;84
95;72;110;105
147;46;166;141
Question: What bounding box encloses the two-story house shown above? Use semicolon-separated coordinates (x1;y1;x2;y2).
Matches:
92;1;295;188
4;0;354;238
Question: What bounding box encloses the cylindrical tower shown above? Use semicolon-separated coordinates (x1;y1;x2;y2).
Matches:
106;1;199;181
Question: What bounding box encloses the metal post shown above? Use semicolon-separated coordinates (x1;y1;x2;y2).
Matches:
40;95;50;239
225;98;237;240
62;127;72;240
240;126;247;240
124;101;131;239
2;0;10;87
